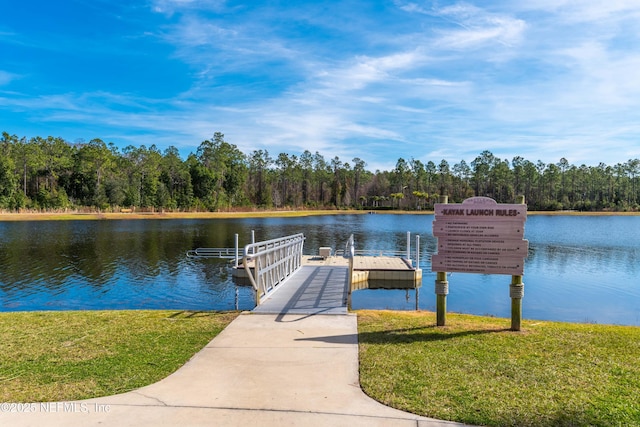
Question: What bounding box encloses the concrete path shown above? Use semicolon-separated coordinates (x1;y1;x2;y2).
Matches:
0;313;470;427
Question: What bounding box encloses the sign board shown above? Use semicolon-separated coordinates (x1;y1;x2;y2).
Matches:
432;197;528;275
431;253;525;275
432;221;525;238
434;201;527;221
436;238;528;257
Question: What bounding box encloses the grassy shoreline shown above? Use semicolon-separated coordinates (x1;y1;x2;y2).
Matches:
0;310;238;402
2;309;639;426
358;310;640;427
1;209;639;221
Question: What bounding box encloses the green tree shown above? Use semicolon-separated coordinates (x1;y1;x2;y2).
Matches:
69;138;116;208
352;157;367;207
300;150;314;206
0;149;17;209
275;153;298;207
437;159;452;197
330;156;343;207
313;152;331;206
471;150;496;197
195;132;247;209
160;146;193;209
247;149;273;207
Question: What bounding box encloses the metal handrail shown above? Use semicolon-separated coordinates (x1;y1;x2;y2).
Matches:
336;232;425;270
187;234;242;267
243;233;305;305
345;234;355;259
335;248;408;257
186;247;236;259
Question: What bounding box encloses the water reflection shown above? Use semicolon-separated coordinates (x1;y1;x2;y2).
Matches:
1;215;639;326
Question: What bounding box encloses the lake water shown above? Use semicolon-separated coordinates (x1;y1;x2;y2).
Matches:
1;214;639;326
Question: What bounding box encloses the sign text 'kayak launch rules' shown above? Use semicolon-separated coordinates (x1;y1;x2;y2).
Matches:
431;197;528;275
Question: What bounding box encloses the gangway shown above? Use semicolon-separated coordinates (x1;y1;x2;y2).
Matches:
243;233;305;306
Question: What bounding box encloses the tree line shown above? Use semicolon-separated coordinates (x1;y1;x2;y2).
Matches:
1;131;639;212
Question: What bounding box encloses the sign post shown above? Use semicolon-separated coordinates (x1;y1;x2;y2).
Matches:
435;195;449;326
432;196;528;329
510;195;526;331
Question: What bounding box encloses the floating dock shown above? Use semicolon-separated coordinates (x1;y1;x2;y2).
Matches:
234;254;422;289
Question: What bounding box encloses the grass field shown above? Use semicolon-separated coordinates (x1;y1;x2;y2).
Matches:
0;310;238;402
2;309;639;426
357;310;640;427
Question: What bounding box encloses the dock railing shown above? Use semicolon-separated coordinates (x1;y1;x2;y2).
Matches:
243;233;305;305
187;234;242;267
187;247;237;259
336;231;422;268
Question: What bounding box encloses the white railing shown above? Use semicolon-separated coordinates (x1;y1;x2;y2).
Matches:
187;247;237;258
243;233;305;305
187;234;241;267
336;232;422;268
335;248;408;257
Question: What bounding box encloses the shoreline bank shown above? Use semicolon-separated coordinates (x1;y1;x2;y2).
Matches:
1;209;639;221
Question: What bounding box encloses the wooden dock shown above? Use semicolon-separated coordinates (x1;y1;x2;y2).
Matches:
301;255;422;286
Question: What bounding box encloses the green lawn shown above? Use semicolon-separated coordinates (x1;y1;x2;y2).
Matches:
0;310;238;402
357;310;640;427
3;309;639;427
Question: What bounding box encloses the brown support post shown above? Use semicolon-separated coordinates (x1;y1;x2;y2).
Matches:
436;271;448;326
435;195;449;326
510;274;524;331
510;195;526;331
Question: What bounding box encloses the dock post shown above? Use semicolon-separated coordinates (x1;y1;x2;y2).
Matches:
415;234;420;311
406;231;411;265
234;233;239;268
510;195;526;331
348;255;353;311
435;195;449;326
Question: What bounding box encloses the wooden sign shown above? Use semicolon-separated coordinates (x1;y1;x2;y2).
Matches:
432;197;528;275
434;197;527;221
431;254;525;275
437;237;528;257
432;221;525;238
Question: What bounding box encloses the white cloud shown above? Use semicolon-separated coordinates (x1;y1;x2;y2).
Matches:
522;0;640;23
313;51;423;91
5;0;640;171
151;0;227;15
0;71;19;86
398;1;527;49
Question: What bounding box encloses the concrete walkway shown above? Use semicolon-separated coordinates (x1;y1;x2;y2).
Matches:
1;313;470;427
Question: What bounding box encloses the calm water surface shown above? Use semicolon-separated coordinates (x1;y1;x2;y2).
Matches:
0;215;639;325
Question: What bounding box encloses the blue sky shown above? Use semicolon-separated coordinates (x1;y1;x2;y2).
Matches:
1;0;639;171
